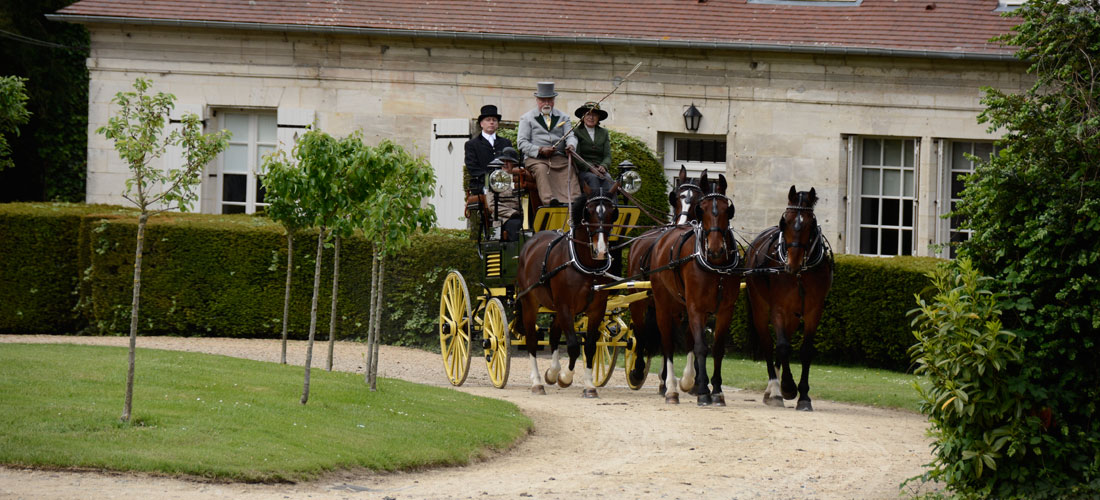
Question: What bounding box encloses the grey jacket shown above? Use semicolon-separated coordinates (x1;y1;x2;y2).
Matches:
516;107;577;159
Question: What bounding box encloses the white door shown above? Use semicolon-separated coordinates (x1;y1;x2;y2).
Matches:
429;119;471;229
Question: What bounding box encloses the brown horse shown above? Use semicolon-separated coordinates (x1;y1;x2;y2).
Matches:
646;171;742;405
515;181;620;397
745;186;834;411
625;166;703;388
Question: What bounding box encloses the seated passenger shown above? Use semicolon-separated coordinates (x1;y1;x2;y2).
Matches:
488;147;526;242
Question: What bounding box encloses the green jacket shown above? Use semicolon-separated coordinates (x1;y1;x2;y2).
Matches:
574;125;612;168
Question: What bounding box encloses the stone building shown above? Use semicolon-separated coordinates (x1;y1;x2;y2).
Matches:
51;0;1025;257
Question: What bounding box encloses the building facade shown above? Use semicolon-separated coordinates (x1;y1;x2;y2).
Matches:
52;0;1026;257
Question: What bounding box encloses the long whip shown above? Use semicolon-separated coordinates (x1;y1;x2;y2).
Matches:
552;61;644;150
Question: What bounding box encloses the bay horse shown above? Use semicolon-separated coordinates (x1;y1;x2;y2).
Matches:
646;171;742;405
515;181;620;397
625;166;703;388
744;186;834;411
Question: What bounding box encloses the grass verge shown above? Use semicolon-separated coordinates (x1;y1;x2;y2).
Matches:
0;343;532;482
640;354;923;411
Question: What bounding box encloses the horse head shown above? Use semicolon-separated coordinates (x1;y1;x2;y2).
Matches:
574;181;620;261
669;165;703;225
693;170;735;262
778;185;819;273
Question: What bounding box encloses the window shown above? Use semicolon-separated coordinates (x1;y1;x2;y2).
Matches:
848;137;918;256
217;111;276;214
662;134;727;193
938;140;997;258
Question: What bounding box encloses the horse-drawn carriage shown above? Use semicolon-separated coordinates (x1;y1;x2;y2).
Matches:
438;152;835;409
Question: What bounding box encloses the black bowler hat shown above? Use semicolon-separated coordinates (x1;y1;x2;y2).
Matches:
495;147;522;165
477;104;502;123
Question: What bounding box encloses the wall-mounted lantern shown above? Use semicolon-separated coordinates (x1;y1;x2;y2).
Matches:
683;103;702;132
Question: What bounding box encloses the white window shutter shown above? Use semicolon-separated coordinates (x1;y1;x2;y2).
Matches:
164;103;207;212
844;135;856;254
276;108;315;157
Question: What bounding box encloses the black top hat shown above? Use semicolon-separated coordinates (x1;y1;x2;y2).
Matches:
477;104;502;123
495;147;522;165
534;82;558;98
574;101;608;121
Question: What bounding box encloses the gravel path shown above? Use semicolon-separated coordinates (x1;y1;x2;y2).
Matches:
0;335;937;499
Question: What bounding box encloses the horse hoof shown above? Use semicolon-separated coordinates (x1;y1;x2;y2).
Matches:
697;394;712;407
531;385;546;395
764;396;785;407
557;376;573;388
665;393;680;404
582;388;599;399
796;400;813;412
627;370;645;389
712;393;726;407
679;380;695;394
782;383;798;400
544;369;558;385
658;384;667;396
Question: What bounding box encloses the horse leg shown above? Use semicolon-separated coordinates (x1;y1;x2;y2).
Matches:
752;293;783;407
580;311;602;399
678;313;696;394
775;311;799;401
627;302;656;388
683;310;711;406
544;322;562;386
795;300;825;412
710;305;735;407
521;299;545;395
559;314;579;388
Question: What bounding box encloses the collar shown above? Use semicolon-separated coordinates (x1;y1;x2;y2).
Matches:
481;131;496;145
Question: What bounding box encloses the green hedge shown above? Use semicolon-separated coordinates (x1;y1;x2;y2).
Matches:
1;203;938;369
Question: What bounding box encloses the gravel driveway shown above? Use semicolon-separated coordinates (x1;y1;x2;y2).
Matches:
0;335;937;499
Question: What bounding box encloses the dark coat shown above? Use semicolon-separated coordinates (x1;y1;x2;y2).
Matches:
574;125;612;168
464;134;513;193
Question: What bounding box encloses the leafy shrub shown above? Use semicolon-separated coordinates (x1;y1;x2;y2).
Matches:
907;258;1029;498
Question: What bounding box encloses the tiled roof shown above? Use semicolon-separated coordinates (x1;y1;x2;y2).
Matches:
54;0;1021;59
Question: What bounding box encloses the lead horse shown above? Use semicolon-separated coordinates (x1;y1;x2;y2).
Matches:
515;181;620;397
744;186;834;411
647;171;742;406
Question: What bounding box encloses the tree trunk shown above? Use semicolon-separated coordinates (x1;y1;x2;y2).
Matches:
326;235;340;371
301;227;325;405
369;257;385;391
281;230;294;364
365;251;379;383
121;211;149;423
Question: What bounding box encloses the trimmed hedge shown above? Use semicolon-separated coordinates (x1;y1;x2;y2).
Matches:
1;203;938;370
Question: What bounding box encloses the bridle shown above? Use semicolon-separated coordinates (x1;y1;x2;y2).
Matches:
775;205;826;275
696;192;735;257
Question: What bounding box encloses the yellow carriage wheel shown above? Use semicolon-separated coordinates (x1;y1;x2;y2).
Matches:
576;316;619;388
439;270;472;386
482;298;511;389
623;324;650;391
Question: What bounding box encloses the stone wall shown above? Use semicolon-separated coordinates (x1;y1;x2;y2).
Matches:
84;24;1029;255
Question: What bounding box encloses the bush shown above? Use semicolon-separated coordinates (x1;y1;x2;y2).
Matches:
907;259;1028;498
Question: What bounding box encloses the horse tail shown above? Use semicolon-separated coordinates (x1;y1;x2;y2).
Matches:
642;303;661;356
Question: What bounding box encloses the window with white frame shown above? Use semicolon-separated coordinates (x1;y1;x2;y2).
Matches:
847;137;918;256
661;134;727;191
938;140;997;258
217;111;276;214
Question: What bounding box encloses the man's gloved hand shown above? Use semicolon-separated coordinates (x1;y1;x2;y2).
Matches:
538;146;555;158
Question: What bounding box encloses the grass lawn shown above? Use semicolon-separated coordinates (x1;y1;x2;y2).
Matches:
0;343;532;482
641;354;923;411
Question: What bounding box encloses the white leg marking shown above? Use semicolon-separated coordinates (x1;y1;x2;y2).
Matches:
765;378;782;399
529;353;541;388
583;366;596;390
560;364;575;386
664;358;678;398
545;348;561;384
679;352;696;393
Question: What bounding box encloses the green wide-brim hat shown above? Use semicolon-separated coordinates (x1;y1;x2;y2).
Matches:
574;101;608;120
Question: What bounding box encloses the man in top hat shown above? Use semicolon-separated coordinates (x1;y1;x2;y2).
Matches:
464;104;512;195
517;82;579;206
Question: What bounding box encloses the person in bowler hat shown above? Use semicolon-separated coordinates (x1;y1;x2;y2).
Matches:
487;147;526;241
516;82;579;206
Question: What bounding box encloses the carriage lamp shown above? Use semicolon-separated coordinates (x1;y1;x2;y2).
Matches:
487;160;512;193
618;160;642;194
683;103;702;132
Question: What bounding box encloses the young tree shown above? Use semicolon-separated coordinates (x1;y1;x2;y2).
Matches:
260;151;312;364
0;75;31;171
358;140;437;390
293;129;365;404
97;78;229;423
946;0;1100;496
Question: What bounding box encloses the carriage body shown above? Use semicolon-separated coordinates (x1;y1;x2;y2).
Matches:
439;199;651;389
